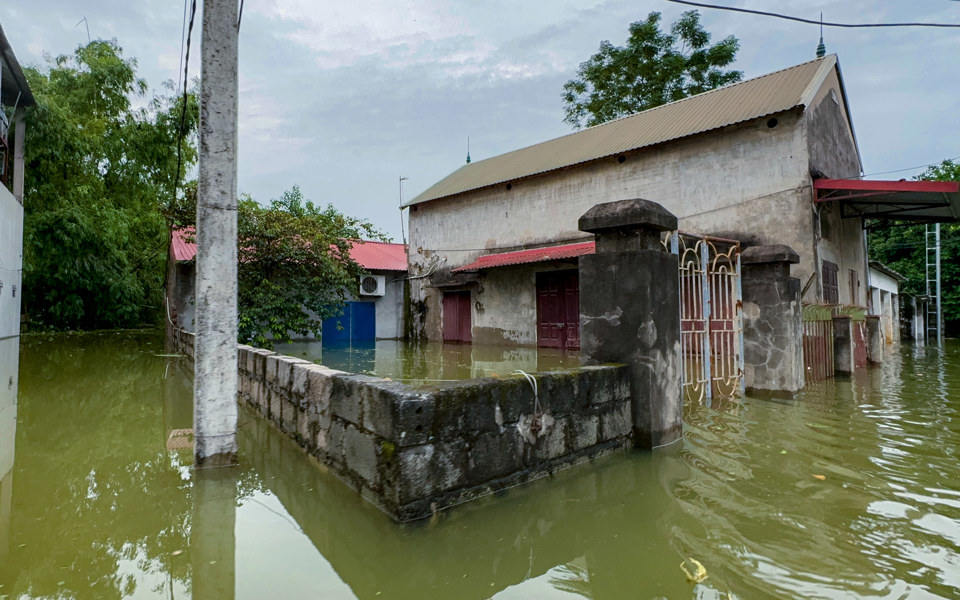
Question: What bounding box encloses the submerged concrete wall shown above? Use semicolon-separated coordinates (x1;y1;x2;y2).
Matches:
171;329;632;521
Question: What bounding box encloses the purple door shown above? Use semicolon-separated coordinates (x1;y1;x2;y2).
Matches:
536;271;580;349
443;291;472;343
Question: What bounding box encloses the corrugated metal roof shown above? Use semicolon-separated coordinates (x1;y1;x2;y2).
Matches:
171;228;407;271
171;228;196;262
409;56;838;206
814;178;960;222
451;241;595;272
348;240;408;271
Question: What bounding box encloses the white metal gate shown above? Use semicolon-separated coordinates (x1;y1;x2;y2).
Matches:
670;232;743;401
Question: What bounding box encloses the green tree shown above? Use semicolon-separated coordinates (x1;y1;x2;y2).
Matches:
562;10;742;129
868;160;960;335
177;185;387;348
20;40;198;330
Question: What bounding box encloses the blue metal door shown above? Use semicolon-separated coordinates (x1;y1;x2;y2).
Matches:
322;301;377;342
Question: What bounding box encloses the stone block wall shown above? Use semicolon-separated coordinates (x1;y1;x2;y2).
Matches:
171;328;633;521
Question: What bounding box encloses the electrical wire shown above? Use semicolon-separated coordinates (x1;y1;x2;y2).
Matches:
238;0;245;31
665;0;960;28
861;155;960;178
177;0;188;95
173;0;197;203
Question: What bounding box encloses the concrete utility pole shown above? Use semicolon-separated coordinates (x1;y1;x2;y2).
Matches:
194;0;239;467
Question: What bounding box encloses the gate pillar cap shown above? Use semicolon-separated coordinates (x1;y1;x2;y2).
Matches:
741;244;799;265
578;198;677;234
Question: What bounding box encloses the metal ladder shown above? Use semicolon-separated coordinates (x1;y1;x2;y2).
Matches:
925;223;942;342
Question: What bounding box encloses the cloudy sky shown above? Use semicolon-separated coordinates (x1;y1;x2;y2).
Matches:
4;1;959;240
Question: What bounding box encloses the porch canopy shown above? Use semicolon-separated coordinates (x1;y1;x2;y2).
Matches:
451;241;595;272
813;178;960;225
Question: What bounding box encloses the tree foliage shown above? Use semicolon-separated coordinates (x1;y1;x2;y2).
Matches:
562;10;742;129
177;185;387;349
868;160;960;335
20;40;198;330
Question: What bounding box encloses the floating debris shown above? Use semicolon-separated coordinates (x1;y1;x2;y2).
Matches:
680;557;708;583
813;474;826;480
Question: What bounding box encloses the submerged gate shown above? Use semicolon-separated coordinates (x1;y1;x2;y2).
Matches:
670;232;743;402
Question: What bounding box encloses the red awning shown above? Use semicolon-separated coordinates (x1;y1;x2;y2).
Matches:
451;241;595;272
814;178;960;224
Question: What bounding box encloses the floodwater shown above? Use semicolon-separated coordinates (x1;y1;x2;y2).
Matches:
2;331;959;599
278;339;581;384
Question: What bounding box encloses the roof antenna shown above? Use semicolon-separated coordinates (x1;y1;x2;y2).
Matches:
816;12;826;58
466;136;471;164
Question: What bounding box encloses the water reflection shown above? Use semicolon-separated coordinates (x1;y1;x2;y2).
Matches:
278;339;581;384
4;333;960;599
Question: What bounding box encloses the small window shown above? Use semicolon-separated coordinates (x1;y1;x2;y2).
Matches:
822;260;839;304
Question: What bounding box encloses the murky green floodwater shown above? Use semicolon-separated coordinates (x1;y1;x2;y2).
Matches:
278;339;581;384
2;332;959;599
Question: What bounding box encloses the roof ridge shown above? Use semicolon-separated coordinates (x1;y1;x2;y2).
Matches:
460;55;831;169
591;54;831;128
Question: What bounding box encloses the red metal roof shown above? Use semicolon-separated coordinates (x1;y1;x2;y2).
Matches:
814;178;960;223
170;228;407;271
347;240;408;271
171;228;196;262
452;241;596;272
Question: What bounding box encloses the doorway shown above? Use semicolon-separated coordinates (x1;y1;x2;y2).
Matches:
442;291;472;343
536;270;580;349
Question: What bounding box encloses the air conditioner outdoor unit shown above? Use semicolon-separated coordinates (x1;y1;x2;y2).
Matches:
359;274;386;297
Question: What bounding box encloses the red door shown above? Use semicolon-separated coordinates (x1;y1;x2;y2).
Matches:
536;271;580;349
442;291;472;343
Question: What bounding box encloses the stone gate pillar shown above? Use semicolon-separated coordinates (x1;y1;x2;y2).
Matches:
865;315;883;364
833;315;855;376
578;199;681;449
740;245;805;395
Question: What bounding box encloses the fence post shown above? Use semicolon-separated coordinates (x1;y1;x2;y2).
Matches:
578;199;681;449
740;245;804;394
864;315;883;364
833;315;855;376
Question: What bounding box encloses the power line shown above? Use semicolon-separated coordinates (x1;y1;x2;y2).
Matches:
177;0;188;94
665;0;960;28
174;0;197;202
862;155;960;178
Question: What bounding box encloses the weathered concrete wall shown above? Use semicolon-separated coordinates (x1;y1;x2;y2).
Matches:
868;266;901;343
171;329;633;521
741;246;805;395
0;185;22;340
426;263;579;347
409;112;813;341
0;336;18;483
375;272;405;339
806;70;867;307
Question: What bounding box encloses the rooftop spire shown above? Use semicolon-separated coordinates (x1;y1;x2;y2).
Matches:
466;136;471;164
816;13;826;58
